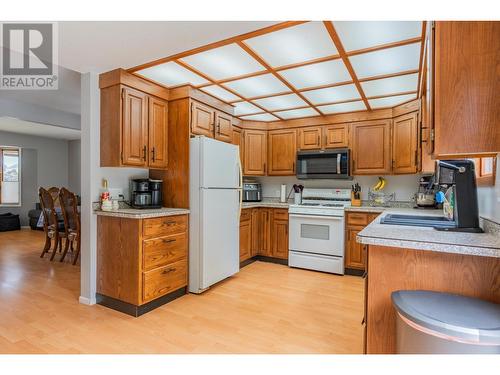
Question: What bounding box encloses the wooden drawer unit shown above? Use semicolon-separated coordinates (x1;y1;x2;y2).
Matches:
143;215;188;239
273;209;289;220
143;259;188;303
143;232;188;271
97;214;189;316
346;212;370;226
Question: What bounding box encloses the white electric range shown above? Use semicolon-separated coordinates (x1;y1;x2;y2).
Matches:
288;188;351;275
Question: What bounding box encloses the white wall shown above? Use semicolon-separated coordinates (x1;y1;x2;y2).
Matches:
256;174;422;203
477;155;500;224
68;139;81;195
80;72;148;305
0;131;70;225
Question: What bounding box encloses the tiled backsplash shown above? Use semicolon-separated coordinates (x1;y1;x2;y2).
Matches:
252;174;423;203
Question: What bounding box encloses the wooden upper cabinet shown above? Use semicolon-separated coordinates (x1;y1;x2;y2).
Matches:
215;111;233;143
243;130;267;176
351;120;392;175
148;97;168;169
323;124;348;148
268;129;297;176
191;101;215;137
433;22;500;156
392;112;418;174
122;87;148;167
298;127;322;150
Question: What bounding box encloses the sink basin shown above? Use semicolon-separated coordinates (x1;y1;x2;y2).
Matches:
380;214;456;229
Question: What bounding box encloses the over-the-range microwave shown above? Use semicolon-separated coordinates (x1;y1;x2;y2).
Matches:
296;148;352;180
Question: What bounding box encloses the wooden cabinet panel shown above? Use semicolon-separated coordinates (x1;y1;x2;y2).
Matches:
143;215;188;239
243;130;267;176
323;124;348;148
143;259;187;303
148;96;169;169
250;208;260;256
259;208;272;257
239;209;252;262
143;232;187;271
393;112;418;174
232;127;243;166
271;209;289;260
351;120;392;175
345;227;365;270
298;127;322;150
268;129;297;176
433;22;500;156
215;112;233;143
122;87;148;167
191;101;215;137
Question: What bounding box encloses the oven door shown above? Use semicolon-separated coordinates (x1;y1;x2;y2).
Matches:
289;213;345;257
296;149;350;179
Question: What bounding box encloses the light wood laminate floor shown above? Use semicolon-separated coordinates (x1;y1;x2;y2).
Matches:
0;229;364;353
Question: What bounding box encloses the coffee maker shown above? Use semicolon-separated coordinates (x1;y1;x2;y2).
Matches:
130;178;163;209
434;160;483;233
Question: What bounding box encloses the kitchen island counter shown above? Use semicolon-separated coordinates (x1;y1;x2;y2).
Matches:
357;209;500;258
94;207;190;219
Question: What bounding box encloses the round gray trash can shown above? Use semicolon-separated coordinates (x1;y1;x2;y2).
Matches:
392;290;500;354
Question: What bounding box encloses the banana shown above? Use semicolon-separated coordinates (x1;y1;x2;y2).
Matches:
379;177;386;191
372;177;386;191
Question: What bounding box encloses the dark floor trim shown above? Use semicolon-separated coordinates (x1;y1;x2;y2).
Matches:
96;287;187;317
345;268;365;277
240;257;258;268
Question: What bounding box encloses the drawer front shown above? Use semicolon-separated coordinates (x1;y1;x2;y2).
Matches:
240;208;251;221
273;208;289;221
143;232;187;271
143;215;188;239
347;212;369;226
143;259;187;303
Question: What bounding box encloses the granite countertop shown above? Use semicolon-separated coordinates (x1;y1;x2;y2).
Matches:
357;208;500;258
94;207;190;219
242;199;292;208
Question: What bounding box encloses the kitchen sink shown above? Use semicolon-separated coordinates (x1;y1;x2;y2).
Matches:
380;214;456;229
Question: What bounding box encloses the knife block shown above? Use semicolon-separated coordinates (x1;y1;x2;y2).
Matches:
351;192;362;207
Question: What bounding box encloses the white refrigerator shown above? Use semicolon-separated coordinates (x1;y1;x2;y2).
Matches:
189;136;242;293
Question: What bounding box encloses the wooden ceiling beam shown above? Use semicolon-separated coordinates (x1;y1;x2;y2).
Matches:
323;21;371;111
128;21;308;73
346;36;423;57
175;59;284;120
237;40;324;116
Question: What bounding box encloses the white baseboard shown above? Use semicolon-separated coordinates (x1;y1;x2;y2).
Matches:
79;295;96;305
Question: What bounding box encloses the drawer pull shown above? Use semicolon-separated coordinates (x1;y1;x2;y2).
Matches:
165;221;177;226
361;317;365;325
162;238;176;244
162;268;176;275
362;271;367;279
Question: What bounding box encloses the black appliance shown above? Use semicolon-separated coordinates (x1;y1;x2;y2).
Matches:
130;178;163;209
242;182;262;202
296;148;351;180
434;160;483;233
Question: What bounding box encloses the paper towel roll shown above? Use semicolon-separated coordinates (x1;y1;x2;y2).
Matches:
280;184;287;203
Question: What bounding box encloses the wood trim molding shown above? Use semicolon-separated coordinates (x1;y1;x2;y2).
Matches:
323;21;371;111
168;85;235;115
100;69;170;100
416;21;427;97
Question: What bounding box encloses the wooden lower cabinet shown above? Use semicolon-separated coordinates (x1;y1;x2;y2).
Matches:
97;214;188;315
345;211;379;271
240;207;289;261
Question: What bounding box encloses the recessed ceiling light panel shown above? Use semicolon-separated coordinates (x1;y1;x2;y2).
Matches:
136;61;209;87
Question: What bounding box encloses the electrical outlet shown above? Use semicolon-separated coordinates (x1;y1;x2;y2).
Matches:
108;188;123;200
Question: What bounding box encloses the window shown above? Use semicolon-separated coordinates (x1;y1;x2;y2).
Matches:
0;147;21;206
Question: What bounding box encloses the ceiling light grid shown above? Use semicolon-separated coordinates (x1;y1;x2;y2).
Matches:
132;21;425;121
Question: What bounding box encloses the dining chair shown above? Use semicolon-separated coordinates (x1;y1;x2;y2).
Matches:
59;187;81;265
39;187;66;260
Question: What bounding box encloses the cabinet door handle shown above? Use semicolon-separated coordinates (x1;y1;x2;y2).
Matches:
151;147;156;162
162;267;176;275
162;238;176;244
143;145;147;161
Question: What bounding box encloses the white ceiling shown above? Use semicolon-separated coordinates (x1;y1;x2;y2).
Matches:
58;21;279;73
0;117;81;140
